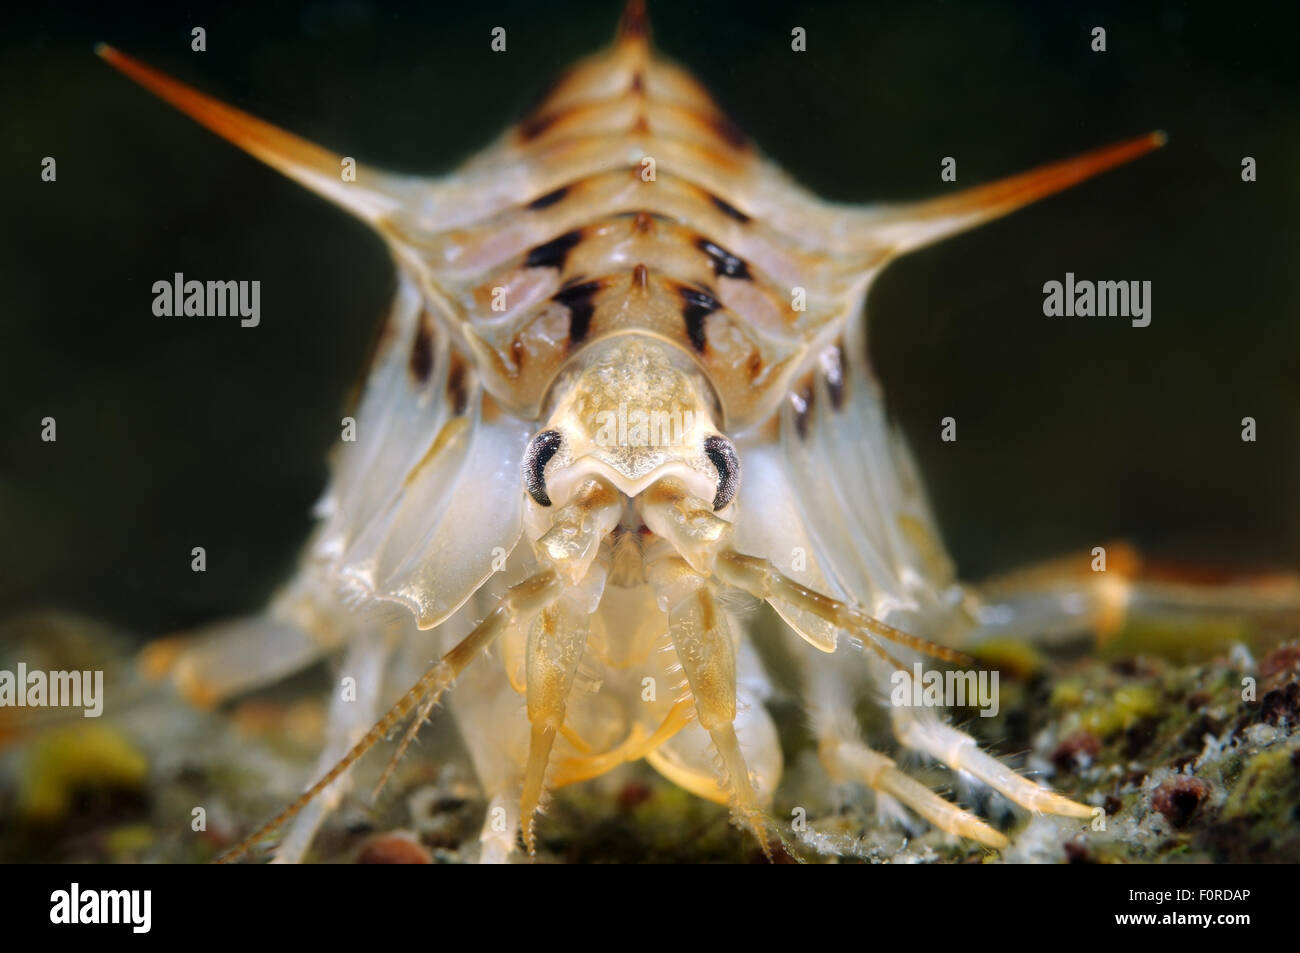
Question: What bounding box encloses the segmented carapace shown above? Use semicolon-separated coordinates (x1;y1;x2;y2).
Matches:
99;1;1165;862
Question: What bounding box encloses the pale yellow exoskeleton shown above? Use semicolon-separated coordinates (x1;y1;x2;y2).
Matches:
99;1;1171;861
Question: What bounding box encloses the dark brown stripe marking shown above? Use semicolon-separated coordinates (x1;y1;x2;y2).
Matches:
555;280;602;344
710;194;751;224
696;237;751;280
525;230;582;271
633;263;649;290
447;350;470;416
527;185;569;211
409;310;435;385
706;112;749;151
680;286;721;351
519;111;560;141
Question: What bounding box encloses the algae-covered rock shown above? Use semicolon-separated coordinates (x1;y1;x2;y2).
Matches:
0;611;1297;863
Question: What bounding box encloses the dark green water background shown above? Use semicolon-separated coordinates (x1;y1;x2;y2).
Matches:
2;0;1297;635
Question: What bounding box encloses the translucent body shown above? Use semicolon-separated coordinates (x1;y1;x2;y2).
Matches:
99;2;1165;861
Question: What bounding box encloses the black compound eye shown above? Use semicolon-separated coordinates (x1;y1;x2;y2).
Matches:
523;430;563;506
703;434;740;511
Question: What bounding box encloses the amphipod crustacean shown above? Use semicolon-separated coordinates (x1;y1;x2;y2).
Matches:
98;0;1165;862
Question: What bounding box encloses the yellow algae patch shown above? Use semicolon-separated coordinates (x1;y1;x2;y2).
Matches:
19;724;148;822
973;638;1045;681
1080;684;1161;737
